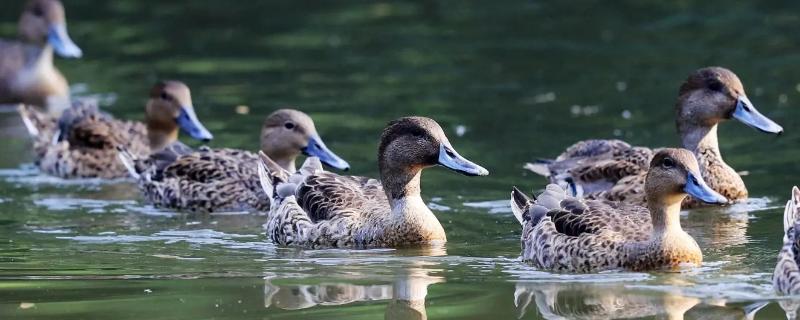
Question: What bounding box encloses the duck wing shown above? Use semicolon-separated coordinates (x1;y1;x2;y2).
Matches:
59;100;147;151
133;147;269;212
296;171;385;222
259;155;384;247
37;101;149;178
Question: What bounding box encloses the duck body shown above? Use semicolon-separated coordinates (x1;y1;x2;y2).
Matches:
21;81;213;179
120;109;349;213
259;116;488;248
514;149;726;273
20;101;150;178
514;185;701;272
773;187;800;294
129;146;269;212
525;67;782;207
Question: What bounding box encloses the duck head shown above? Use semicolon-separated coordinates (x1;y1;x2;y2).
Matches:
260;109;349;172
145;81;213;150
18;0;82;58
378;117;488;199
645;148;728;207
676;67;783;139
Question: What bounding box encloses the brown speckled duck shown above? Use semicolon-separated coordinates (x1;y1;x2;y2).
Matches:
258;116;489;248
1;0;82;115
19;81;212;179
512;148;727;272
118;109;349;213
525;67;783;207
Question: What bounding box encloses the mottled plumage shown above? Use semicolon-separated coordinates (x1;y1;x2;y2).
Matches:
1;0;81;115
19;81;212;179
20;100;150;178
773;186;800;295
259;116;488;248
513;148;727;272
525;67;782;208
120;109;349;213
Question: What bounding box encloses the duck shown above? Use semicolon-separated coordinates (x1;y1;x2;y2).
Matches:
525;67;783;208
18;81;213;179
257;116;489;248
117;108;350;213
511;148;728;272
1;0;82;115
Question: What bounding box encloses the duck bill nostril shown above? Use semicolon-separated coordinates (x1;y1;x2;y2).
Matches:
732;95;784;134
683;172;727;204
437;143;489;176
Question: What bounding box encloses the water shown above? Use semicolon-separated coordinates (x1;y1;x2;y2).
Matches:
1;0;799;319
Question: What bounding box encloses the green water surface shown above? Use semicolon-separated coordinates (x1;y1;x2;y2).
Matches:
1;1;799;319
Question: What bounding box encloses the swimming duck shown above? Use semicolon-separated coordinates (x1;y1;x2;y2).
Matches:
512;148;727;272
258;116;489;248
773;186;800;295
19;81;213;179
117;108;349;213
525;67;783;207
1;0;82;115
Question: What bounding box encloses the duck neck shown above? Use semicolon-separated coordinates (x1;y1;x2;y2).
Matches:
646;196;685;235
147;124;178;152
380;165;423;207
273;156;296;172
14;45;69;114
679;123;719;154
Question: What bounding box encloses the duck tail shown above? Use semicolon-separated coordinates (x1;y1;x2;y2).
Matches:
511;186;534;225
18;104;57;141
116;145;141;180
258;151;292;199
523;159;552;177
784;186;800;235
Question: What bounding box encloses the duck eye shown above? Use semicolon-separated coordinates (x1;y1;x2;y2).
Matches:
32;6;43;17
160;93;171;101
662;158;675;169
707;79;724;92
284;122;295;130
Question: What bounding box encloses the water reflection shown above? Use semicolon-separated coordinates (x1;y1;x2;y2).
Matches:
264;264;443;320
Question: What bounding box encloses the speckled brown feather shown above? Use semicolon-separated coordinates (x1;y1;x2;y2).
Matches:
24;101;150;178
134;147;270;213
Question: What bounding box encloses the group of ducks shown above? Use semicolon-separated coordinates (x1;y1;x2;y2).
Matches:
4;0;800;301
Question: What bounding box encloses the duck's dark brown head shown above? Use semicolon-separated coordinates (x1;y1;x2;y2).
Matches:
378;116;488;177
676;67;782;135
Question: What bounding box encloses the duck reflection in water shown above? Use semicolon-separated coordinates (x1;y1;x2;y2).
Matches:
264;264;442;320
